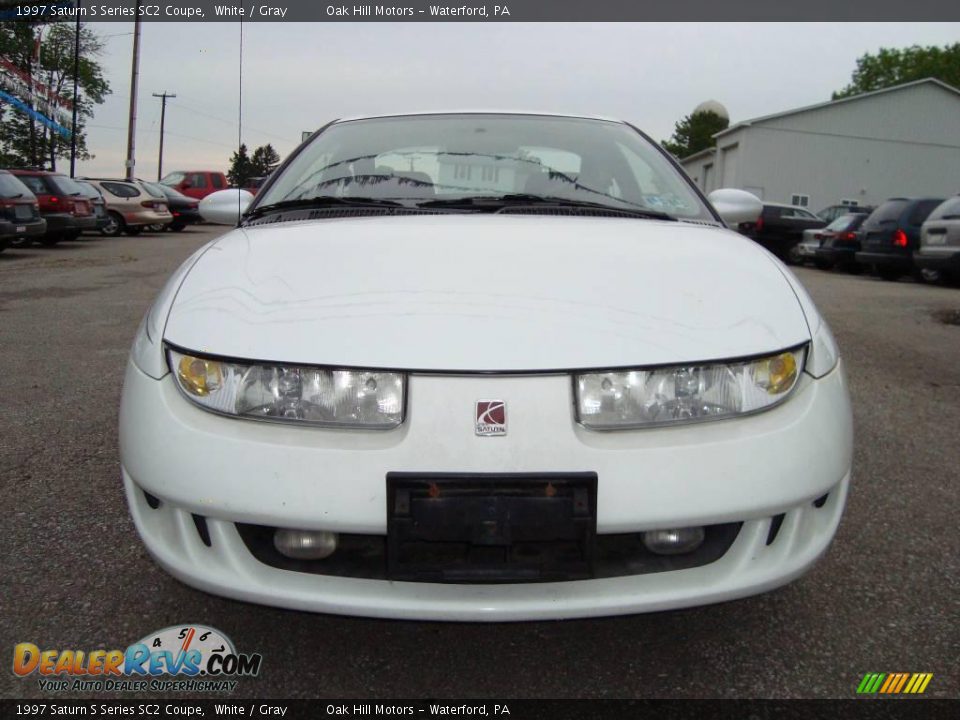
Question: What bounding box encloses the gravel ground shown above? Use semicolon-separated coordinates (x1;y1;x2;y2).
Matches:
1;226;957;700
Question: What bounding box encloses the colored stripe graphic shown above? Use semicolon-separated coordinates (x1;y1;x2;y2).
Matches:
857;672;932;694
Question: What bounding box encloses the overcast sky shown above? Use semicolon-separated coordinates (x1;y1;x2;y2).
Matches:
75;22;960;179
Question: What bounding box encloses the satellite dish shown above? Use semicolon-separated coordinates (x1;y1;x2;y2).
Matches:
693;100;729;120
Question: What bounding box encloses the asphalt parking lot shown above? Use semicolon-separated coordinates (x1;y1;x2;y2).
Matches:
1;224;958;700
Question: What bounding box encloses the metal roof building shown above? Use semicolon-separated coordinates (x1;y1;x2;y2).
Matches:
680;78;960;212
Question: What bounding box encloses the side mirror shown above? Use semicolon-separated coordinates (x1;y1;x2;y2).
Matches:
199;189;254;225
707;188;763;226
180;181;192;189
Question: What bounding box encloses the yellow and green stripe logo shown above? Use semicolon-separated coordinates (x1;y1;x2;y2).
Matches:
857;672;933;694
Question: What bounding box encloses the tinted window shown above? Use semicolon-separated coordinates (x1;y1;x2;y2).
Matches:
0;172;33;199
258;114;712;220
16;175;50;195
48;175;84;195
189;173;207;188
100;181;141;198
211;174;225;189
864;200;909;228
927;197;960;220
909;199;944;225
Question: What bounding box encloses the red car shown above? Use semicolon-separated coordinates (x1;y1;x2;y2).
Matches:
8;169;97;245
159;170;228;200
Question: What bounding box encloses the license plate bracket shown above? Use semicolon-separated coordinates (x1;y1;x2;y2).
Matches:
387;472;597;583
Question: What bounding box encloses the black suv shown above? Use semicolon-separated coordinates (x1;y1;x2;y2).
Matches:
738;202;826;261
0;169;47;249
855;198;945;281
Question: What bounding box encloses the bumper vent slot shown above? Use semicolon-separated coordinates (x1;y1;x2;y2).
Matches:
143;491;161;510
191;514;212;547
766;513;786;546
813;493;829;508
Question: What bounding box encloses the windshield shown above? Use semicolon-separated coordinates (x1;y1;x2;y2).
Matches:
0;172;33;199
255;114;711;219
826;214;862;231
160;172;186;185
140;181;167;199
49;175;85;196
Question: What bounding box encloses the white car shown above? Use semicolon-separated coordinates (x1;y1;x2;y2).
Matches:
119;112;853;621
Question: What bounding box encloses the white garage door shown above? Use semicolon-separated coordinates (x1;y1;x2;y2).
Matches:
721;144;739;187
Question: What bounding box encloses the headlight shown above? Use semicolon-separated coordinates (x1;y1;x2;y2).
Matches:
168;349;405;429
575;347;806;430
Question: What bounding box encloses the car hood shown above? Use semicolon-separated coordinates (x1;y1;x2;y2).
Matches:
164;215;811;371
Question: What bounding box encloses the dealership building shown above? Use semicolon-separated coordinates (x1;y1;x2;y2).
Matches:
680;78;960;212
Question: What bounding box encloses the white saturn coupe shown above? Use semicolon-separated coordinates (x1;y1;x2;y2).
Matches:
119;112;853;621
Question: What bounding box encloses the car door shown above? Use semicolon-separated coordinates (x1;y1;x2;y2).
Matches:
182;173;209;200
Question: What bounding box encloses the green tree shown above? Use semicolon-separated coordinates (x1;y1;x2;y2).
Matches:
0;20;111;170
227;143;254;186
661;110;728;159
833;43;960;99
250;143;280;176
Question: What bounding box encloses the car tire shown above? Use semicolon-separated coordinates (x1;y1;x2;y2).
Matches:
124;226;143;236
39;234;62;247
814;259;833;271
65;230;81;241
877;266;902;282
169;223;186;232
101;212;124;237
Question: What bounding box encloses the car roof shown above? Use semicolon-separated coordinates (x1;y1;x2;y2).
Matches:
763;202;814;210
8;168;61;176
332;110;626;124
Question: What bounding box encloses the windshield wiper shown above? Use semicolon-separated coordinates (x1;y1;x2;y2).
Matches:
418;194;676;220
244;196;404;220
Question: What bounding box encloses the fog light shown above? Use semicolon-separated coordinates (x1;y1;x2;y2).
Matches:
642;527;705;555
273;529;338;559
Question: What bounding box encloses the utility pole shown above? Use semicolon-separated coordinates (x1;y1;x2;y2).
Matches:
124;3;142;181
69;0;81;177
152;91;175;181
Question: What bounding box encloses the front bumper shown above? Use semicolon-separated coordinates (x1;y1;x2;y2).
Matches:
119;359;853;620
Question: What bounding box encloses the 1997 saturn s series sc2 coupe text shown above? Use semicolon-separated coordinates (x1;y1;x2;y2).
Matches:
119;112;853;620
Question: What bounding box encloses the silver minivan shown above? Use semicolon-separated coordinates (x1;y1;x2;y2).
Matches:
916;195;960;284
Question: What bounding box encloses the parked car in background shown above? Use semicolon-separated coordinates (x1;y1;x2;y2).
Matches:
243;176;268;195
915;195;960;284
83;178;173;236
144;181;201;231
855;197;945;281
816;204;873;224
796;211;870;268
72;179;112;235
159;170;228;200
809;213;872;272
8;169;96;245
0;169;46;247
738;202;826;262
